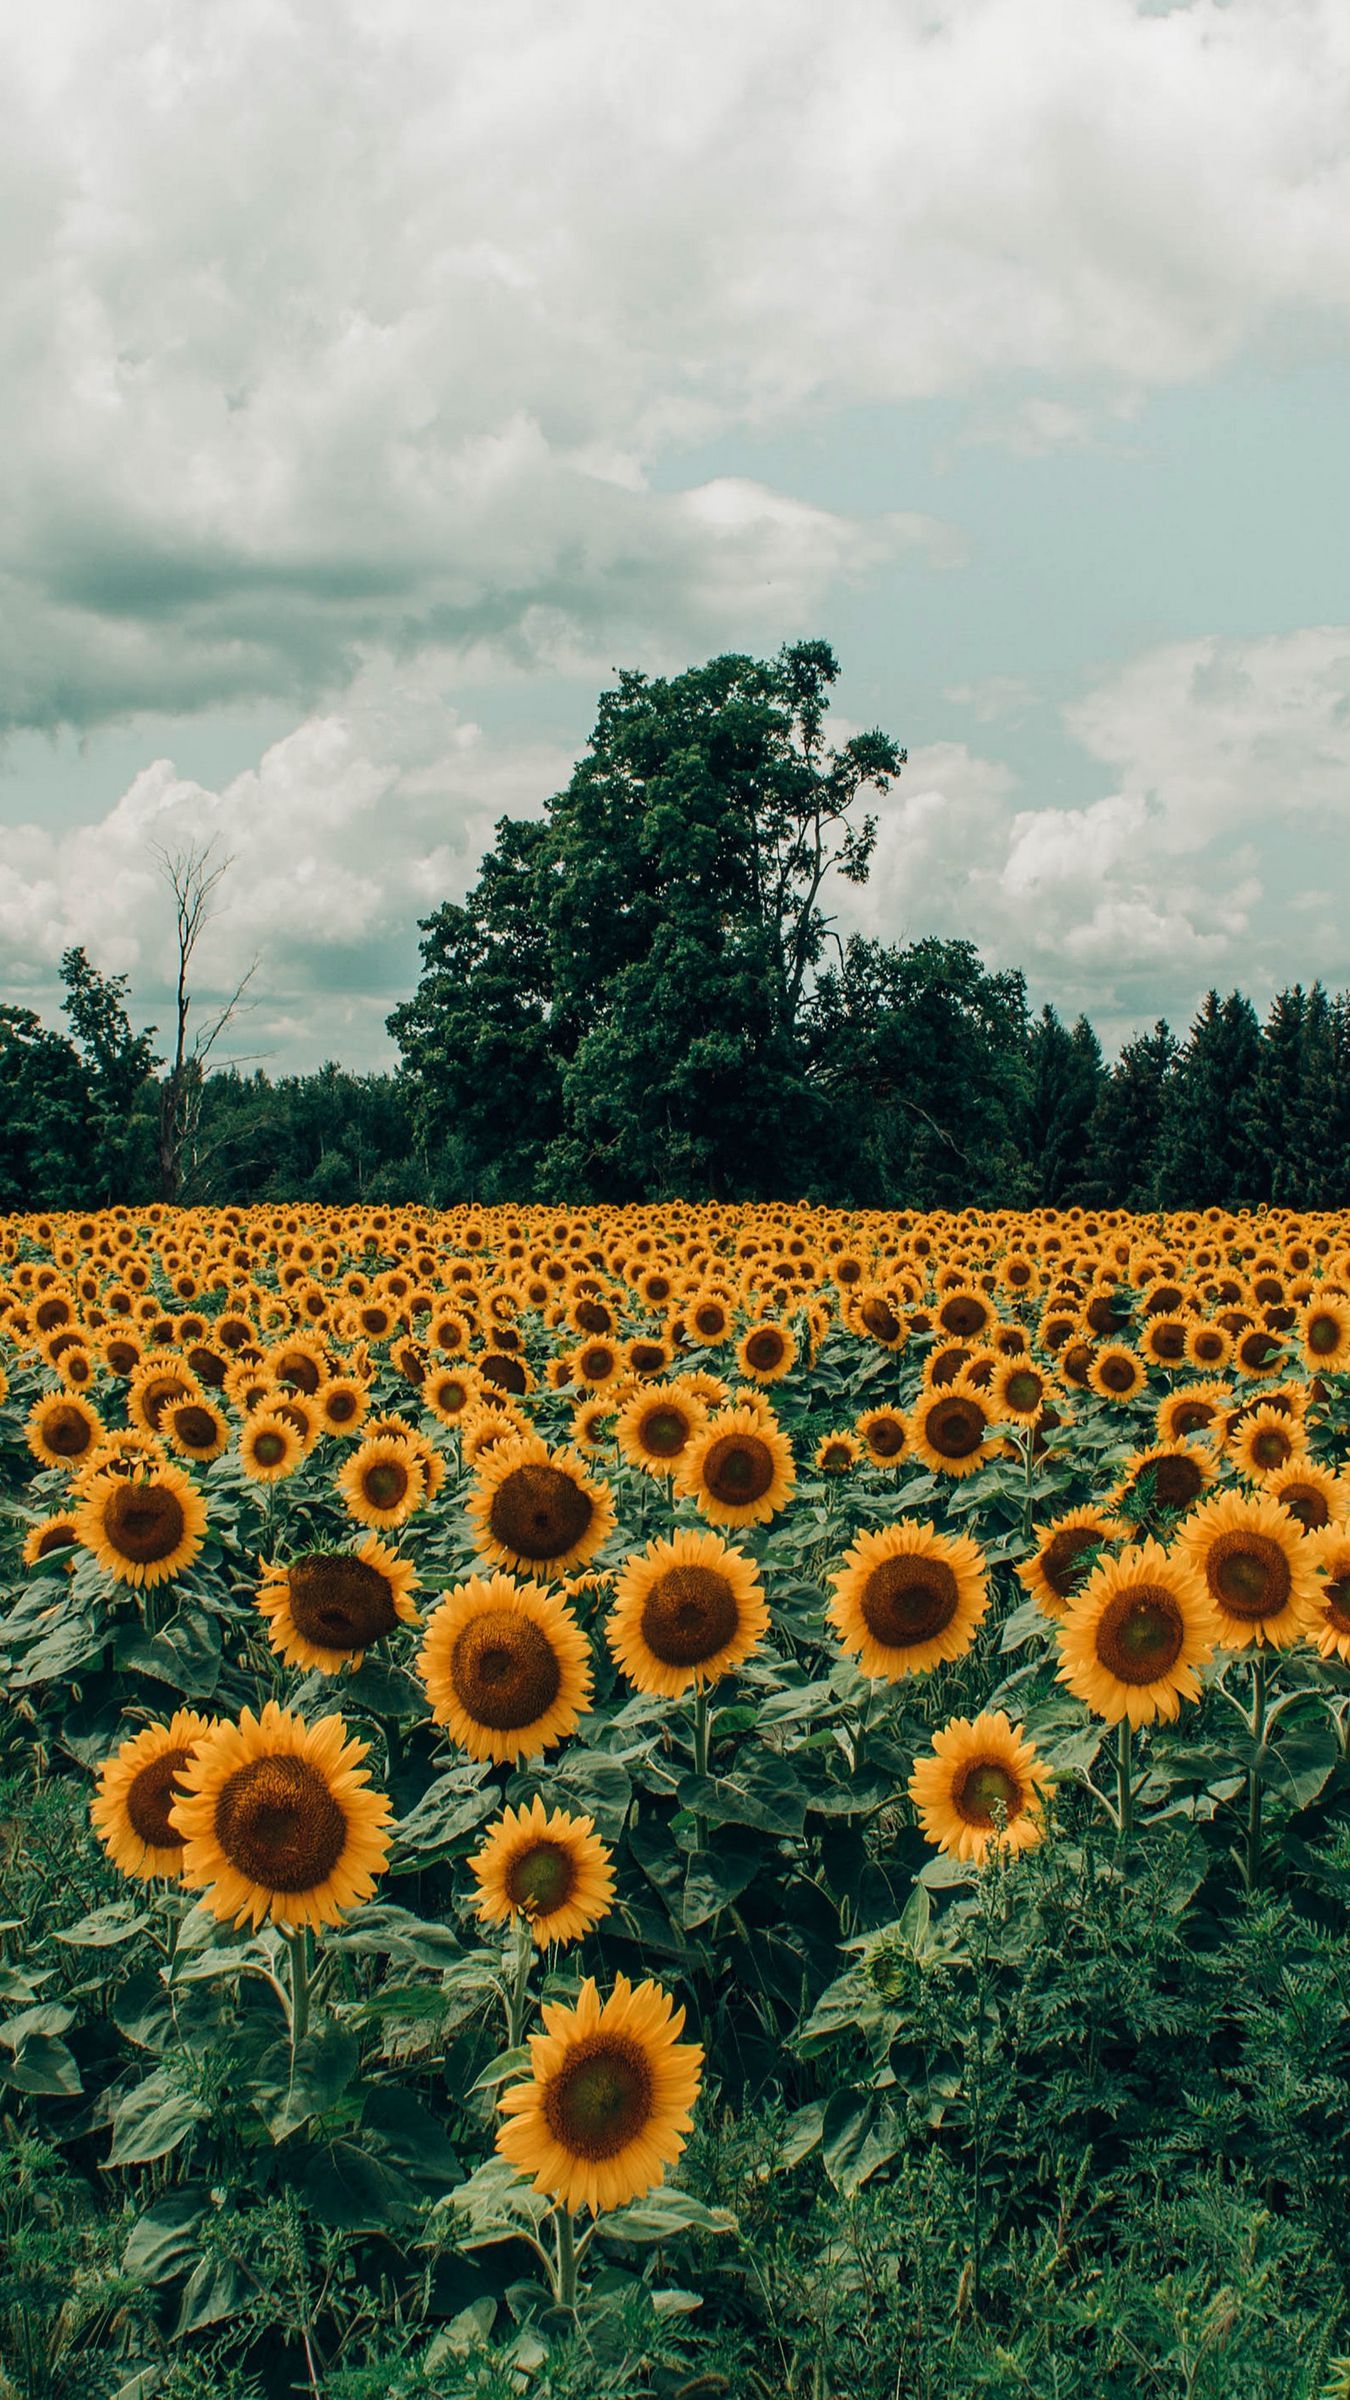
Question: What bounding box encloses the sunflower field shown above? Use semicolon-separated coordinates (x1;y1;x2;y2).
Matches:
6;1203;1350;2399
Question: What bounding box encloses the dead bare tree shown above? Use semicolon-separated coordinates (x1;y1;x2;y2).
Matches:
153;840;259;1200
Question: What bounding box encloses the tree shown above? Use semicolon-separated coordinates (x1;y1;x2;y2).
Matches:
1023;1006;1106;1205
1156;990;1265;1208
807;935;1031;1208
390;640;906;1199
1086;1020;1178;1209
58;947;159;1202
154;842;257;1202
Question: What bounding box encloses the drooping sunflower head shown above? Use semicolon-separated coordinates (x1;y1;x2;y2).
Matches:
75;1461;207;1589
1303;1525;1350;1661
829;1519;989;1681
1015;1504;1127;1618
1173;1488;1320;1650
470;1795;615;1948
607;1527;769;1699
615;1387;708;1480
25;1391;103;1472
497;1972;704;2216
91;1710;216;1881
908;1710;1051;1863
337;1433;428;1530
908;1381;1002;1480
416;1572;593;1763
170;1701;393;1932
257;1536;421;1673
675;1404;797;1528
467;1434;615;1579
1055;1540;1217;1725
850;1285;908;1350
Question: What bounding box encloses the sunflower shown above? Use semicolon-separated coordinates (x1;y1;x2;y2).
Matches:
1228;1403;1309;1483
1055;1541;1217;1725
855;1407;908;1466
1303;1526;1350;1662
1154;1383;1230;1445
1087;1345;1148;1403
1184;1322;1233;1373
1015;1503;1127;1618
1139;1315;1190;1370
676;1404;797;1528
25;1392;103;1472
908;1711;1051;1863
240;1409;306;1484
1173;1488;1320;1650
314;1375;372;1437
337;1433;427;1531
850;1286;908;1350
470;1796;615;1948
171;1702;393;1932
1261;1458;1347;1534
1108;1440;1220;1524
257;1536;421;1673
735;1321;797;1384
814;1430;861;1473
828;1520;988;1680
1297;1293;1350;1374
467;1434;615;1580
163;1396;230;1464
497;1973;703;2216
607;1528;768;1698
684;1290;734;1347
615;1387;708;1480
907;1382;1003;1480
416;1573;592;1763
989;1357;1056;1424
460;1401;529;1466
76;1462;207;1589
22;1512;81;1568
91;1711;216;1882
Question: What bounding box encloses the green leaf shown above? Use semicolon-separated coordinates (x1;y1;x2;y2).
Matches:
681;1843;761;1930
599;2186;737;2243
362;2085;461;2187
393;1772;498;1859
2;2031;83;2096
325;1904;462;1967
55;1902;151;1948
820;2089;903;2195
251;2020;360;2142
123;2190;209;2285
445;2153;550;2246
680;1747;809;1837
108;2068;206;2166
467;2045;530;2095
113;1612;222;1698
175;2257;250;2336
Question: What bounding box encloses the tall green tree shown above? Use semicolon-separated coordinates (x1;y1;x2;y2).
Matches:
1156;990;1265;1208
1023;1006;1106;1204
58;947;160;1202
1086;1020;1178;1209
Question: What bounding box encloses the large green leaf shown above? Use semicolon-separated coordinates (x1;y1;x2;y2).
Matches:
107;2067;206;2166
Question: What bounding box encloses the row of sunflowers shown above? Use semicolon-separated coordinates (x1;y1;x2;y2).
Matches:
3;1199;1350;2383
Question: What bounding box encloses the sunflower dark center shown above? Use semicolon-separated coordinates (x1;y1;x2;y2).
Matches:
744;1329;786;1371
506;1838;576;1916
35;1522;77;1558
126;1747;193;1848
450;1606;563;1729
364;1459;410;1511
860;1555;959;1648
629;1343;667;1376
1099;1357;1137;1394
1208;1533;1291;1620
940;1297;987;1338
214;1754;347;1893
253;1430;288;1467
174;1406;219;1450
102;1481;187;1564
1308;1313;1341;1356
1087;1295;1126;1336
923;1398;985;1459
1192;1331;1226;1360
1147;1455;1206;1509
42;1405;93;1457
861;1299;902;1342
1004;1371;1042;1413
277;1352;322;1394
641;1564;739;1666
954;1759;1023;1828
289;1554;399;1651
1322;1573;1350;1634
482;1353;528;1394
865;1415;906;1459
142;1377;191;1431
1149;1324;1186;1361
1096;1585;1185;1682
1250;1429;1291;1470
1041;1526;1101;1600
1173;1402;1216;1435
543;2033;654;2161
693;1305;726;1337
574;1301;613;1335
325;1388;360;1422
637;1408;689;1458
488;1463;593;1561
1279;1482;1329;1531
820;1442;854;1470
700;1433;776;1505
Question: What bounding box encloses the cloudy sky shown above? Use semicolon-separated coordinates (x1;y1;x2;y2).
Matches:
4;0;1350;1074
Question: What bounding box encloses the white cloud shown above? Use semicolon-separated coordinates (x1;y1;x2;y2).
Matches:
4;0;1350;729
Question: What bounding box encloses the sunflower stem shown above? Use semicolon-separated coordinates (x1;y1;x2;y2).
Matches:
287;1926;313;2055
506;1915;534;2050
1115;1717;1134;1846
1020;1430;1036;1541
1243;1649;1269;1891
553;2206;580;2313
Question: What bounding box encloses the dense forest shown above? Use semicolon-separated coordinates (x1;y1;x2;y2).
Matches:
3;641;1346;1214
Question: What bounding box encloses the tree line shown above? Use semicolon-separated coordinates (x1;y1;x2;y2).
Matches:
3;640;1346;1214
